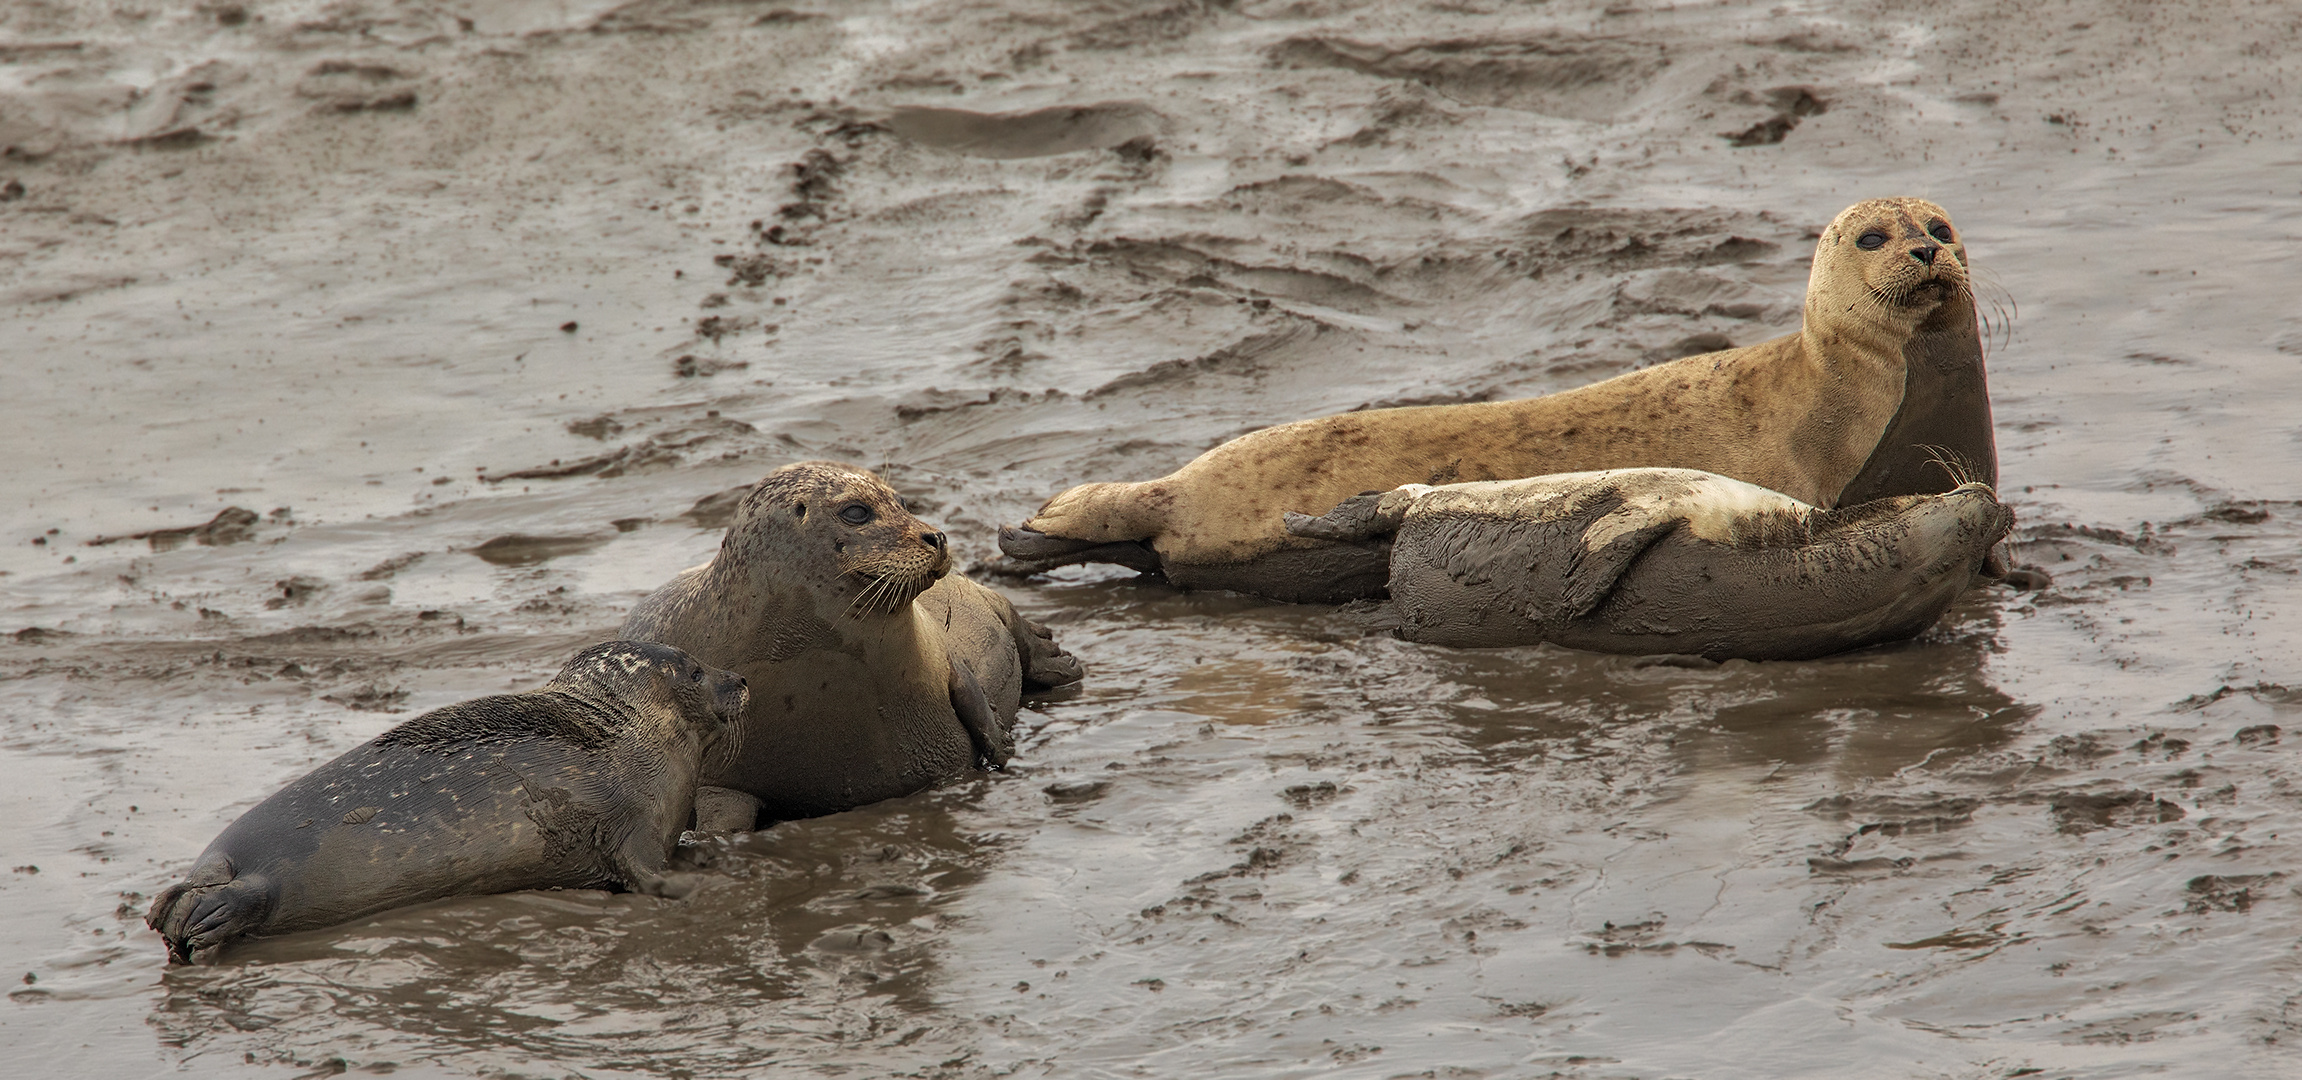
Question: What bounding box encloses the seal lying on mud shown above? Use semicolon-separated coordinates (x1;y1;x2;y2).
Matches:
146;641;748;965
1283;468;2012;660
999;197;1996;602
619;461;1084;829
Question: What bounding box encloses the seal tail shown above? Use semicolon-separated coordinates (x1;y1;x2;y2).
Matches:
989;480;1173;576
994;525;1161;573
146;853;273;965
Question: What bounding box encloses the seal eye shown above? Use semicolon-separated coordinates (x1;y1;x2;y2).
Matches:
1856;231;1888;250
1928;222;1954;243
838;504;874;526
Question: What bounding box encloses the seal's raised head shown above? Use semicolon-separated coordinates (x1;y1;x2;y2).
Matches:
1809;197;1971;326
728;460;954;617
546;640;750;770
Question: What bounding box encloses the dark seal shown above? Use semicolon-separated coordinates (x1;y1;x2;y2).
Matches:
1284;467;2012;660
146;640;747;964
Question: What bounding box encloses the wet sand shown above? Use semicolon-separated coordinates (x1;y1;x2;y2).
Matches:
4;1;2301;1076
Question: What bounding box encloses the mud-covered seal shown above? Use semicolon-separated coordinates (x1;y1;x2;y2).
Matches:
1284;467;2012;659
1000;197;1996;602
146;640;748;964
619;460;1084;830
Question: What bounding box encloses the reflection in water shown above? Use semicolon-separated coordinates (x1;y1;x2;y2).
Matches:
154;793;999;1073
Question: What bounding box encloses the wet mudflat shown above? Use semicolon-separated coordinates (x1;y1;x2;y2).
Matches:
4;1;2301;1077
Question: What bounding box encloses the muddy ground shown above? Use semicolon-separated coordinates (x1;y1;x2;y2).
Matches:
4;1;2301;1077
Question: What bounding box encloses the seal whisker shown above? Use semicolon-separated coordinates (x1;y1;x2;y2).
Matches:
1918;443;1979;489
846;572;894;620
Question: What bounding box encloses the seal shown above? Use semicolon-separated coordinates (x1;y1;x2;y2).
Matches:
618;461;1084;830
1282;467;2012;659
145;640;748;965
999;197;1995;602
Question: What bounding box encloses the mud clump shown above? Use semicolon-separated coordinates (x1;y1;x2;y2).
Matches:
1724;86;1830;146
887;103;1163;159
680;485;755;530
87;507;259;551
466;534;609;567
2048;789;2187;832
1269;34;1671;122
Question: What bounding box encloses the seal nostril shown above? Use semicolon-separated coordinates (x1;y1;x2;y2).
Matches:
923;531;946;549
1912;246;1938;265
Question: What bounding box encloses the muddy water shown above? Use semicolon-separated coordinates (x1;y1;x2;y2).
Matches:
5;1;2301;1076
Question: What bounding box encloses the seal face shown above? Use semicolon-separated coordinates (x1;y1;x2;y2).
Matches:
998;197;1994;603
1283;468;2013;660
618;461;1083;827
145;641;747;965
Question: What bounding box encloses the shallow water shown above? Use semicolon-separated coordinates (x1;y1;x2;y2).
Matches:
4;1;2301;1076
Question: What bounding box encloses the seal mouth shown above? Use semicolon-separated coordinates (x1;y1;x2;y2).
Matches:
713;678;750;724
843;566;942;618
1876;271;1967;310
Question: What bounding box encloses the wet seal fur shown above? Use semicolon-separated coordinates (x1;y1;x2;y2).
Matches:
1000;197;1996;603
146;641;748;965
618;461;1084;829
1284;468;2012;659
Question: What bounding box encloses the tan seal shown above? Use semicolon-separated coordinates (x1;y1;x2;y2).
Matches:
1000;197;1995;602
620;461;1083;828
1284;467;2012;659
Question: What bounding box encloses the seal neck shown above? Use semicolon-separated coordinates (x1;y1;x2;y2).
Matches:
1800;291;1928;363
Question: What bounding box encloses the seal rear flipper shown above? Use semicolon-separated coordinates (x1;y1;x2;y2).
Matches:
146;857;274;966
1283;489;1410;543
950;662;1013;769
995;525;1162;574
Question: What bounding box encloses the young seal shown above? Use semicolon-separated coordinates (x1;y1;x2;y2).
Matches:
618;461;1084;829
146;641;748;965
999;196;1995;602
1282;468;2012;660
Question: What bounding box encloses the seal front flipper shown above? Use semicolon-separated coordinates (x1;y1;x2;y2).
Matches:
949;661;1013;769
1558;514;1681;619
691;785;764;833
1012;612;1085;690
